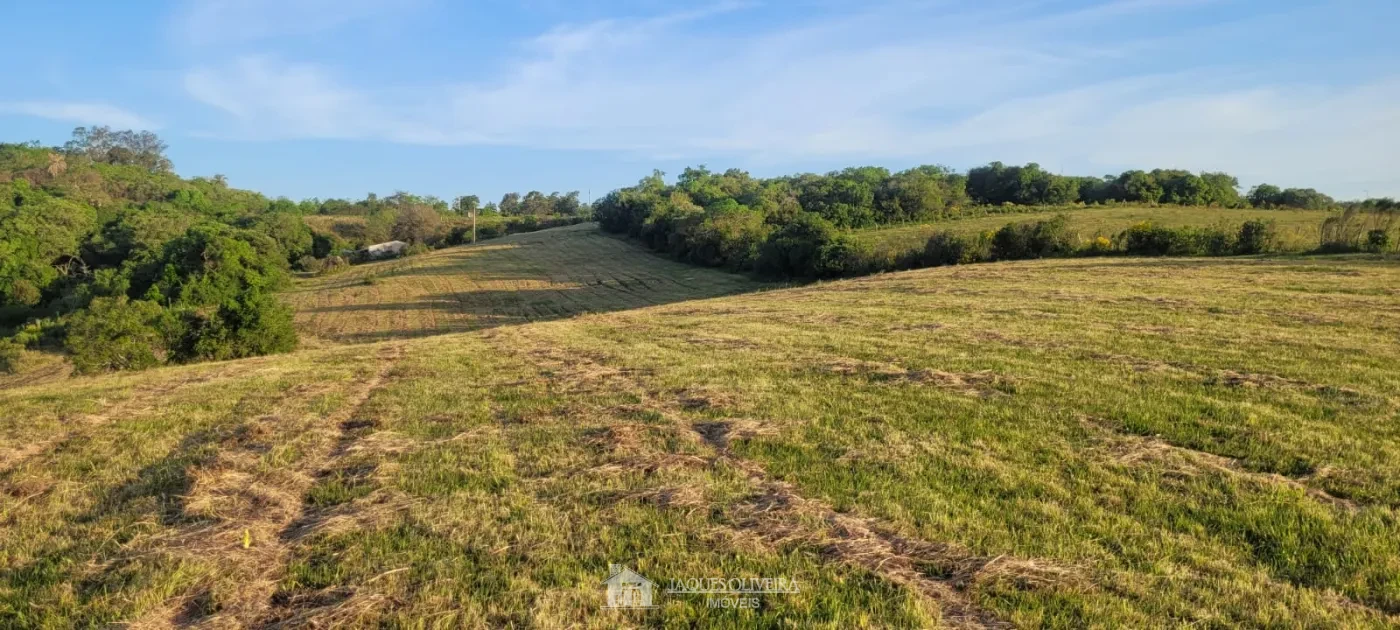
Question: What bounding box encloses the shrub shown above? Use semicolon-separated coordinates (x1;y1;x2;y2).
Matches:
64;297;169;373
1083;235;1115;256
295;255;325;273
311;232;347;258
403;243;431;257
392;205;444;245
816;237;878;277
1118;221;1242;256
1366;229;1391;253
1235;219;1278;255
924;231;991;266
447;225;474;245
991;215;1074;260
0;339;27;374
754;213;849;279
1120;222;1187;256
476;223;504;240
169;292;297;363
318;255;349;275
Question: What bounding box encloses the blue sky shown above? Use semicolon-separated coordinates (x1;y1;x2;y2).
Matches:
2;0;1397;203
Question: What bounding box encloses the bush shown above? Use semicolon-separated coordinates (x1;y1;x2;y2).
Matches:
318;255;349;275
0;339;27;374
64;297;169;373
924;231;991;266
169;292;297;363
1235;219;1278;255
1120;222;1200;256
476;223;504;240
754;213;850;279
816;237;878;277
311;232;347;258
991;215;1074;260
295;255;325;273
447;225;474;245
403;243;431;257
1083;235;1115;256
1366;229;1391;253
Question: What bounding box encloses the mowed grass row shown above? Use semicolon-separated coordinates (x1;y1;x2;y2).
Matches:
1;246;1398;626
854;206;1336;257
284;223;757;344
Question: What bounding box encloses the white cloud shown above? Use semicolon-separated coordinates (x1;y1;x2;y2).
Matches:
0;101;156;129
185;56;384;138
178;0;1400;197
170;0;406;45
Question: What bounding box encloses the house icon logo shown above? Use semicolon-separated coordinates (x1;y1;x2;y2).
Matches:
602;564;657;609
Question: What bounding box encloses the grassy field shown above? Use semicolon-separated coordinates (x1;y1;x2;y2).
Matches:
284;223;755;344
2;225;1399;627
854;206;1337;257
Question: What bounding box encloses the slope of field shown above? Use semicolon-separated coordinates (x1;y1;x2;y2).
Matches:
855;206;1335;257
285;223;758;344
2;228;1399;627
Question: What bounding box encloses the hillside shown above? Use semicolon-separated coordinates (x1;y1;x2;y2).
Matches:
285;223;757;344
2;224;1398;627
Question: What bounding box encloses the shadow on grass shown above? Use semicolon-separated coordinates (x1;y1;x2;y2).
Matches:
291;228;767;344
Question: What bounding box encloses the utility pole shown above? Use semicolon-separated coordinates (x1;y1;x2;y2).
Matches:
471;206;477;243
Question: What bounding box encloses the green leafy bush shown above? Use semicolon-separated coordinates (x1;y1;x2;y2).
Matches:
0;339;27;374
1366;229;1391;253
64;297;169;373
924;231;992;266
991;215;1074;260
1235;219;1278;255
755;213;851;279
1117;222;1228;256
169;292;297;363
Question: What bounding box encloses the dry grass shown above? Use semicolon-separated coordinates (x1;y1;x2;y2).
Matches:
284;223;756;344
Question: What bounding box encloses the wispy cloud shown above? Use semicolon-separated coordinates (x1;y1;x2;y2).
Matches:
185;56;384;138
177;0;1400;196
0;101;156;129
170;0;407;46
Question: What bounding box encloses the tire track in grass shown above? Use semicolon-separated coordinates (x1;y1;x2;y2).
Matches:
124;343;405;628
481;327;1040;628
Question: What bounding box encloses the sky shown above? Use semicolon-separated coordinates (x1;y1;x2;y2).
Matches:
1;0;1397;203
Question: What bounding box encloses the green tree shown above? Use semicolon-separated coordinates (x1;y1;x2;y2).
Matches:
454;195;480;216
499;192;522;215
1248;184;1283;208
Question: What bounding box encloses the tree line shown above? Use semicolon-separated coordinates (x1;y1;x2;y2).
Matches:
303;189;588;219
595;163;1389;280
